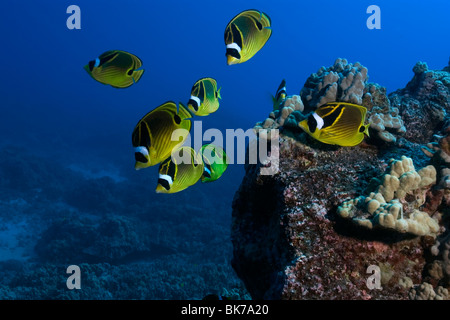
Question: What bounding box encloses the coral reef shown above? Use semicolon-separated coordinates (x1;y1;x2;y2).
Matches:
257;58;409;144
422;117;450;206
409;282;449;300
233;58;450;300
232;137;433;299
300;58;368;112
337;156;439;237
389;61;450;144
254;95;304;131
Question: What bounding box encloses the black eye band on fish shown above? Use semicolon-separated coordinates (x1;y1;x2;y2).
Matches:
226;47;241;59
88;60;96;71
307;114;318;133
134;146;149;163
188;97;200;111
135;152;148;163
157;177;171;191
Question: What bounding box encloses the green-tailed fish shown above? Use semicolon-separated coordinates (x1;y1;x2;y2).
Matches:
224;9;272;65
298;102;370;147
132;101;191;170
272;79;286;110
200;144;228;183
187;78;222;116
156;146;204;194
84;50;144;88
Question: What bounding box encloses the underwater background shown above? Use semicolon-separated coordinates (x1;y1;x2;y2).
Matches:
0;0;449;300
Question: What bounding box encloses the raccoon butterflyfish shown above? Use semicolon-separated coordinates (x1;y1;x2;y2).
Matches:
132;101;192;170
187;78;222;116
298;102;370;147
272;79;286;110
224;9;272;65
156;146;204;194
200;144;229;183
84;50;144;88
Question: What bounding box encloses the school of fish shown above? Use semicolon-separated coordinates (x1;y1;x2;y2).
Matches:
84;9;370;193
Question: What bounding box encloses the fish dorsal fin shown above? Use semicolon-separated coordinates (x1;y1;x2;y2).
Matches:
98;50;120;66
244;10;271;30
139;101;183;130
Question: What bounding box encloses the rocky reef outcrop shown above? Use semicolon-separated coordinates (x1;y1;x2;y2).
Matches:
232;58;450;299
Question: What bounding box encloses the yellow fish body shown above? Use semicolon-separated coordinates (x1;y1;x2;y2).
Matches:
84;50;144;88
156;146;204;194
187;78;222;116
132;101;191;170
298;102;370;147
224;9;272;65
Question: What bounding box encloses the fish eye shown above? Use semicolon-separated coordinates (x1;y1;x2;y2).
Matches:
127;69;134;76
359;126;365;133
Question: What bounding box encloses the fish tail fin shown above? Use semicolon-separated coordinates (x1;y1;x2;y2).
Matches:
272;95;278;110
217;87;222;99
364;123;371;137
271;94;282;111
133;69;145;83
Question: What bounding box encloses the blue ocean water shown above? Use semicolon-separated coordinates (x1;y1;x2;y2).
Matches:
0;0;449;300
